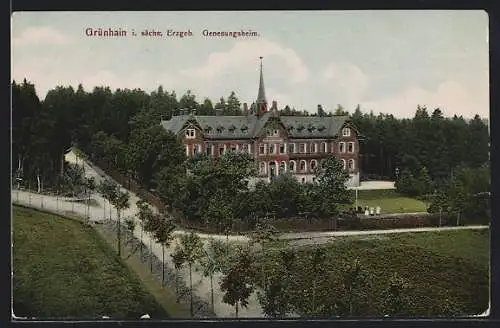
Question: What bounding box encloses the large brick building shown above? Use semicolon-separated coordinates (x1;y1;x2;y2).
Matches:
160;59;362;187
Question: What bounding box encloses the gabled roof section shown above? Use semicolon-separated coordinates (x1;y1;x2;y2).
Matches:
250;111;272;137
160;115;189;135
160;114;352;140
162;115;258;139
280;115;350;138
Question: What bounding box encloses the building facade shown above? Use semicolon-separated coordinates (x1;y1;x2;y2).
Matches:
160;60;362;187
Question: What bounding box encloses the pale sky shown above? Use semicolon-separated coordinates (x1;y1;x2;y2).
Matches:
11;10;489;118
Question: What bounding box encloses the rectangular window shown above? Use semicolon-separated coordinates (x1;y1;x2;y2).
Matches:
312;143;318;153
259;144;265;155
185;128;196;139
269;144;275;154
206;145;212;156
299;143;306;153
339;142;346;153
279;144;285;154
219;147;224;156
348;142;354;153
342;128;351;137
288;143;296;154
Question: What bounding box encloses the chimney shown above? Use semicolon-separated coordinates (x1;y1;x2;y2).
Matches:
215;108;223;116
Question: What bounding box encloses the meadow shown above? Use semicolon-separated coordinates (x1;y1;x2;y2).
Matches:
12;205;170;319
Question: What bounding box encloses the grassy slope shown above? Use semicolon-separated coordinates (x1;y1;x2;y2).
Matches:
95;226;191;318
292;229;489;316
347;189;428;214
12;206;169;319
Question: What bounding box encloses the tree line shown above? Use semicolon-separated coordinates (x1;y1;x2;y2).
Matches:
12;80;489;190
12;80;489;224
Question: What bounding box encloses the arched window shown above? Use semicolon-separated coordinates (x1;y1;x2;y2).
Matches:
310;159;318;171
312;143;318;153
260;162;267;174
341;159;347;170
320;159;327;169
299;160;307;172
321;142;328;153
280;161;287;174
301;177;306;184
348;159;355;170
289;160;296;172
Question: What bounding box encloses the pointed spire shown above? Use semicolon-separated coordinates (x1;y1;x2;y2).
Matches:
256;57;267;116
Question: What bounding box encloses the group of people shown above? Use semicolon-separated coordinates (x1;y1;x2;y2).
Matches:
346;205;382;217
363;206;381;216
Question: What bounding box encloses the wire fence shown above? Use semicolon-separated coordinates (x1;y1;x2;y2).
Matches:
11;188;113;224
10;187;229;318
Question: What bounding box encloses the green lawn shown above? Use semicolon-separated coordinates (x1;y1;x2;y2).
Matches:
390;229;490;266
346;189;428;214
12;205;170;319
282;229;490;316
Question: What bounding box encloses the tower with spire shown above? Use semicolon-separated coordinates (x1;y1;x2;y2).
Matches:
255;56;268;117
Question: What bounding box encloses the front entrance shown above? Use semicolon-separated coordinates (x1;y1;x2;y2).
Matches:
269;162;277;180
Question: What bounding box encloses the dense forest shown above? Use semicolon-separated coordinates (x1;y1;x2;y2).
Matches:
11;79;490;224
12;79;489;185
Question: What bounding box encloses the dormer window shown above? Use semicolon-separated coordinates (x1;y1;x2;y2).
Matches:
241;125;248;132
342;127;351;137
266;129;273;136
297;125;305;132
307;125;315;132
185;128;195;139
228;125;236;133
318;125;326;132
216;125;224;134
